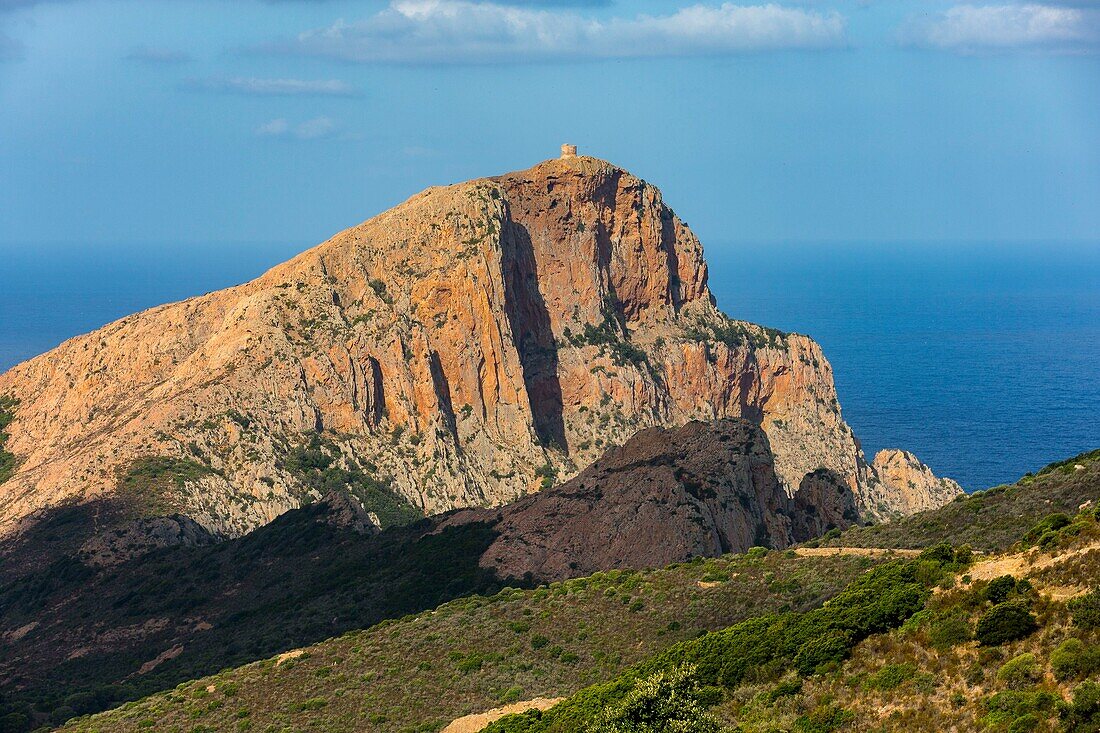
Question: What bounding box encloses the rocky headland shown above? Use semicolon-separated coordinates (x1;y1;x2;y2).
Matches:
0;153;957;539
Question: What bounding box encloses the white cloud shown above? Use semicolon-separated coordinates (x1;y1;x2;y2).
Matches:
265;0;847;64
188;77;359;96
255;118;290;136
255;116;339;140
903;4;1098;51
294;116;337;138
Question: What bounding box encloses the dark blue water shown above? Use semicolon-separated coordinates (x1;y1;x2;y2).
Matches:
1;241;1097;492
708;241;1100;491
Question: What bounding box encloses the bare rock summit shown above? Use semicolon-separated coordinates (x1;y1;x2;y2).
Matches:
0;154;957;537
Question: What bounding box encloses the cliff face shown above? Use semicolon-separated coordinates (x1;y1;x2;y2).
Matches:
872;449;964;516
0;155;950;536
453;419;808;582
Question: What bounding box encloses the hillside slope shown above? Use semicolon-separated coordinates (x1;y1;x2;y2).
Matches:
0;419;856;731
50;450;1099;733
820;449;1100;553
51;551;884;733
0;155;953;538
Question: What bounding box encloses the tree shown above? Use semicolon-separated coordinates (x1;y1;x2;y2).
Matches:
976;602;1037;646
586;665;725;733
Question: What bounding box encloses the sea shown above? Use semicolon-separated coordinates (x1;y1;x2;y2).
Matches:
1;240;1097;493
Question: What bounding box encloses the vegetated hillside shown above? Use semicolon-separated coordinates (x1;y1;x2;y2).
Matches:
52;454;1100;733
0;154;954;541
818;449;1100;553
53;551;884;733
0;419;856;732
0;500;501;733
711;508;1100;732
481;504;1100;733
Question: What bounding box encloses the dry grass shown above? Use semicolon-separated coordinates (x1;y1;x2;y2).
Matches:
442;698;563;733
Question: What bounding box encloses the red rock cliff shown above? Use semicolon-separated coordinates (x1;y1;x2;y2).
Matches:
0;156;951;536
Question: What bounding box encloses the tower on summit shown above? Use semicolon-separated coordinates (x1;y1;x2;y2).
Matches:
560;143;577;159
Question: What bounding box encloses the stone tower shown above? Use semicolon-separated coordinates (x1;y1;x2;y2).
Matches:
560;143;577;159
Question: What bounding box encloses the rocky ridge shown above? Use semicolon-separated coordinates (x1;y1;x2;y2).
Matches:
871;448;964;515
0;154;954;537
445;419;857;582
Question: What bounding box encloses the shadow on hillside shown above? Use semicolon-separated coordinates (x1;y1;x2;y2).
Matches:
0;502;511;732
0;498;130;583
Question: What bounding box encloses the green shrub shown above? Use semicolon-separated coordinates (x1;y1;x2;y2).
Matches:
865;663;916;691
1007;713;1041;732
0;395;18;484
766;677;802;703
918;543;957;564
457;654;485;673
986;576;1018;604
500;687;524;705
1068;588;1100;630
976;602;1038;646
1024;513;1072;545
930;613;972;649
486;560;930;733
1061;681;1100;732
584;665;722;733
292;697;327;711
794;706;855;733
996;653;1042;689
1051;639;1100;681
983;690;1058;728
795;631;851;676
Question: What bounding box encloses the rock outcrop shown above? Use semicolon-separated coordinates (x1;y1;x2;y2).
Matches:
789;468;862;542
0;154;955;537
77;515;219;568
449;419;819;582
872;449;964;516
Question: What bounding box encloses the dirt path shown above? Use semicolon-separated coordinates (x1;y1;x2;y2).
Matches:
441;698;564;733
966;541;1099;583
793;547;922;558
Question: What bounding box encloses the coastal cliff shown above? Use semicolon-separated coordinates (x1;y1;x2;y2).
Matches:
0;155;954;536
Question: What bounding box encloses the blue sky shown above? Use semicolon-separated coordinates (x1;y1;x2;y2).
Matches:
1;0;1098;247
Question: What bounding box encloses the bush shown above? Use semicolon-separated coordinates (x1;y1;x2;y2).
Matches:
0;395;18;484
986;576;1018;605
794;631;851;676
983;690;1058;729
794;706;855;733
585;665;722;733
1051;639;1100;681
918;543;957;564
1007;713;1040;733
930;613;972;649
1024;513;1072;545
996;653;1042;689
1069;588;1100;630
1061;681;1100;732
976;602;1038;646
500;687;524;705
486;560;931;733
766;677;802;703
865;663;916;691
